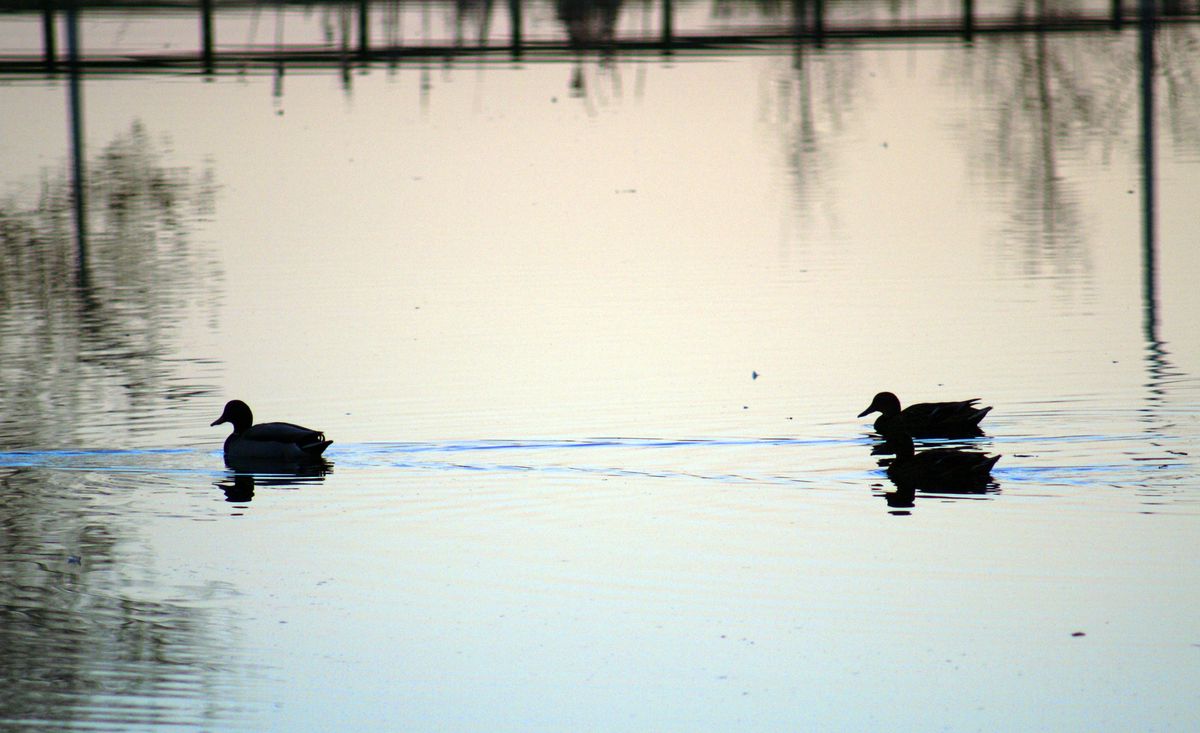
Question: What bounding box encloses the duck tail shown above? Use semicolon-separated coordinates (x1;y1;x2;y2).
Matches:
303;439;333;457
970;405;993;425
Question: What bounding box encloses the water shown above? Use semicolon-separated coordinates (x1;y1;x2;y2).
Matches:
2;3;1200;731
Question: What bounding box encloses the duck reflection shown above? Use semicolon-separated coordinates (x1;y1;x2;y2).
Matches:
872;434;1001;508
214;458;331;504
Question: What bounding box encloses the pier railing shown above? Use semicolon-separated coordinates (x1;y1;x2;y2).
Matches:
2;0;1198;74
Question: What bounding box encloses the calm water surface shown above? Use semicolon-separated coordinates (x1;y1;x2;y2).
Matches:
2;8;1200;731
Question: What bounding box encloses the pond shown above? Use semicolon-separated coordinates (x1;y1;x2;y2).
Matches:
2;2;1199;731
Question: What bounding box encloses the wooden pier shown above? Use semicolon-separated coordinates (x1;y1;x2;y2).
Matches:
1;0;1197;75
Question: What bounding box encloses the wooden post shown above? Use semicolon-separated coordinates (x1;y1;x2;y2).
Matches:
662;0;674;53
1138;0;1157;343
358;0;370;59
200;0;215;73
42;1;58;71
963;0;975;40
793;0;806;38
66;0;88;287
509;0;523;57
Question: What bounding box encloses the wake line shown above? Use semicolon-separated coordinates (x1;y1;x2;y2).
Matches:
346;435;856;455
0;437;860;484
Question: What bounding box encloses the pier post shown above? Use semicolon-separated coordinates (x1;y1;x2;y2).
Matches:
358;0;370;58
963;0;975;40
66;0;88;287
1138;0;1157;343
200;0;215;73
509;0;523;57
662;0;674;52
42;1;58;71
792;0;803;37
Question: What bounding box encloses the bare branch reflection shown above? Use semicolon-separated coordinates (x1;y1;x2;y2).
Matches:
0;468;249;729
0;121;220;449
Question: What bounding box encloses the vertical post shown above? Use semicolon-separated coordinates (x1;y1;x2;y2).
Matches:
358;0;370;59
66;0;88;288
1138;0;1157;345
1111;0;1124;28
813;0;825;46
509;0;523;58
200;0;215;74
962;0;975;41
42;1;58;71
661;0;674;53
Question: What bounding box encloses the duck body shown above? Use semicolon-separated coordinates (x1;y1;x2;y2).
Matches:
858;391;991;438
211;399;332;463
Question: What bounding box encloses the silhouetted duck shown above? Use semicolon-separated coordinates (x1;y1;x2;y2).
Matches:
858;391;991;437
210;399;332;462
883;434;1000;493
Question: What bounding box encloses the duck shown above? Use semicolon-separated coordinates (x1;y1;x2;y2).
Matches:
210;399;332;462
882;433;1000;493
857;391;991;437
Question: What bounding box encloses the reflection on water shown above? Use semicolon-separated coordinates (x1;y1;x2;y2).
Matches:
0;423;1197;729
215;459;332;504
0;467;252;732
2;3;1200;730
9;0;1198;65
0;121;220;450
557;0;622;50
0;122;229;728
867;434;1002;512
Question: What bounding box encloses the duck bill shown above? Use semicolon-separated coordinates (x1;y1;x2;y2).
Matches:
210;416;227;427
856;406;874;418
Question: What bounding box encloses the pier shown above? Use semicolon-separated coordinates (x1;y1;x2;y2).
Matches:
2;0;1197;74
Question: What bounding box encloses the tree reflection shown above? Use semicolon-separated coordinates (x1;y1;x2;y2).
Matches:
960;20;1197;280
557;0;623;49
554;0;628;102
0;121;220;450
961;19;1198;425
1158;27;1200;150
0;467;249;729
0;121;233;727
967;30;1114;281
763;44;861;238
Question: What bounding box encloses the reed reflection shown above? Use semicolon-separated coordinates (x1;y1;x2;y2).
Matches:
962;16;1199;292
0;469;249;730
0;120;219;449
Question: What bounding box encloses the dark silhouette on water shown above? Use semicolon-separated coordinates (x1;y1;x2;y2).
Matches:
557;0;622;50
211;400;332;463
858;391;992;438
879;433;1001;495
215;460;332;502
8;0;1188;75
218;473;257;503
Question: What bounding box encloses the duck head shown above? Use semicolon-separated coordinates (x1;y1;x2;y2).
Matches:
211;399;253;433
858;391;901;418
